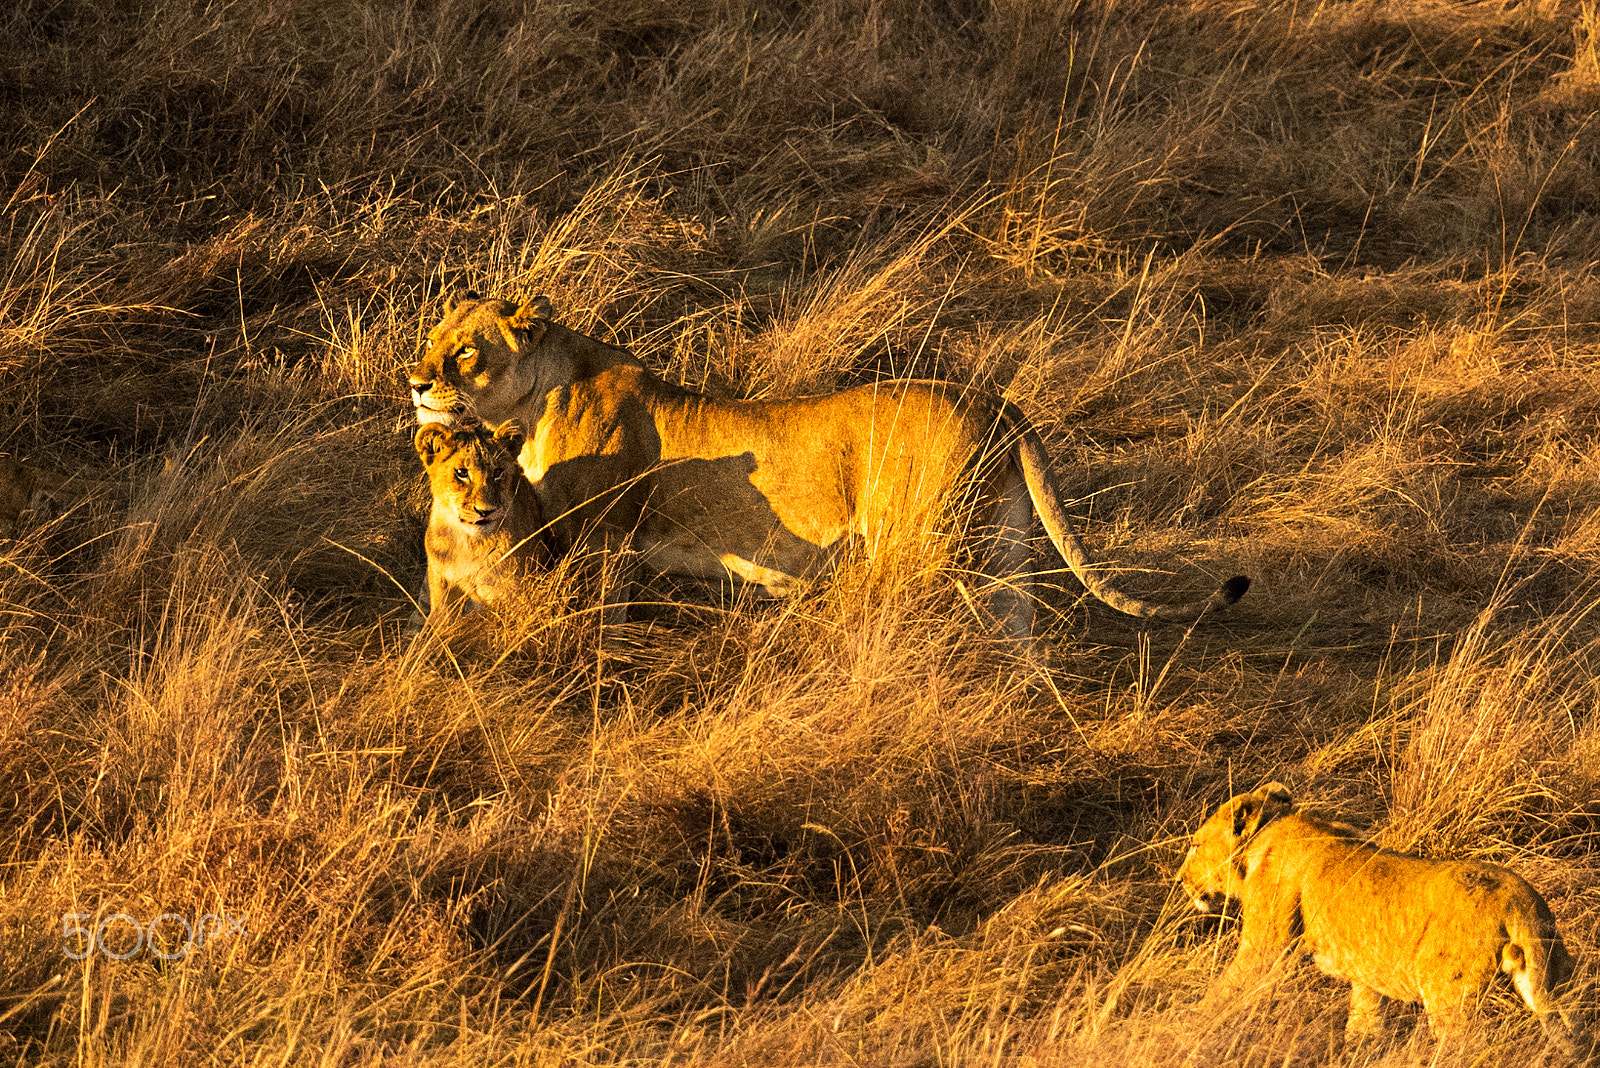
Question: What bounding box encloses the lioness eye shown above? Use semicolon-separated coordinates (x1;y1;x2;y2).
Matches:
456;347;479;373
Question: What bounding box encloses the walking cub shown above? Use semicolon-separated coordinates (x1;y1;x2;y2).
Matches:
1179;783;1585;1053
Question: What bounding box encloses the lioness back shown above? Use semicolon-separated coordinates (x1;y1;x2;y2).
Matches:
1178;783;1583;1051
408;294;1249;653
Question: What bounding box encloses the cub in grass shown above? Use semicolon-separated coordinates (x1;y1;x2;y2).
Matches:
414;420;547;624
1178;782;1586;1054
0;456;62;538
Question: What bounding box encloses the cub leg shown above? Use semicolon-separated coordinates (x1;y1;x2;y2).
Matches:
1345;983;1388;1039
406;577;433;634
428;571;471;621
1418;979;1471;1041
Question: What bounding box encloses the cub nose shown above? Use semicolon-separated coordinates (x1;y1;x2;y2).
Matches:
411;380;432;395
474;505;496;517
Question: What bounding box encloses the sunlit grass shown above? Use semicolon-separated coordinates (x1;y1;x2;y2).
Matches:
0;0;1598;1063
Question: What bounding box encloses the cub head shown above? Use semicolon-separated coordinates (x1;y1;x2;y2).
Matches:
414;420;529;537
1177;782;1294;914
0;457;56;539
408;292;555;426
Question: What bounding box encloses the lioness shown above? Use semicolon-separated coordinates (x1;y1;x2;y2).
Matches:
1178;782;1585;1051
408;294;1249;654
414;419;547;622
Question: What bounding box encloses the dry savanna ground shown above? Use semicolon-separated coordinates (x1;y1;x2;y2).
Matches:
6;0;1600;1064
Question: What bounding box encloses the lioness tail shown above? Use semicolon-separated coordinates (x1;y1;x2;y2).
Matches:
1013;422;1248;621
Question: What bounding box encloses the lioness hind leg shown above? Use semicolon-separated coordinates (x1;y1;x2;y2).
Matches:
973;473;1039;655
592;537;639;631
716;553;804;597
1346;983;1388;1039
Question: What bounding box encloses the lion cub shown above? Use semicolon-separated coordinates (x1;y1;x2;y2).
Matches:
0;456;63;538
414;420;547;623
1179;783;1585;1053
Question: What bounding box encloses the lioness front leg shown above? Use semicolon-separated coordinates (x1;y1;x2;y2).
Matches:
568;528;639;645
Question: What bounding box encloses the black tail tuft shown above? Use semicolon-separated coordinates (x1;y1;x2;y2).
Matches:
1220;575;1250;604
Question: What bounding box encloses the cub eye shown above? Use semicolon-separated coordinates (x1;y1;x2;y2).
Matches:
453;467;470;483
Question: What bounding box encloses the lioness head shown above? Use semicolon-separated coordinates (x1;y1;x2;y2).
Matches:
415;420;529;537
1178;782;1294;914
408;293;555;426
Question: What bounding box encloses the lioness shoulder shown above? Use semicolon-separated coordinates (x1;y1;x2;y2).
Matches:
1178;782;1584;1052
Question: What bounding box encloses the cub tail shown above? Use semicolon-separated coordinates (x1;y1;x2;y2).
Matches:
1503;912;1586;1057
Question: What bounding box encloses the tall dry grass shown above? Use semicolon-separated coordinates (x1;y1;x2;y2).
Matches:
3;0;1600;1064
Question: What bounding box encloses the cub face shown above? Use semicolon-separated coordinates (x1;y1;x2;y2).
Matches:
407;293;552;426
414;421;528;537
1177;782;1294;914
0;458;44;538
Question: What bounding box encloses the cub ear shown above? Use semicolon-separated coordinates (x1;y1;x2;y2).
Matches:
414;424;452;465
1232;782;1294;838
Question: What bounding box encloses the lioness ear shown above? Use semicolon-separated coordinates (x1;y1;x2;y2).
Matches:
501;301;548;353
509;297;553;335
1256;782;1293;808
510;296;554;326
493;420;526;455
443;288;482;316
414;424;451;465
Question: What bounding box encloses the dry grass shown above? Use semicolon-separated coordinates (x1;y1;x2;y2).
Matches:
4;0;1600;1063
